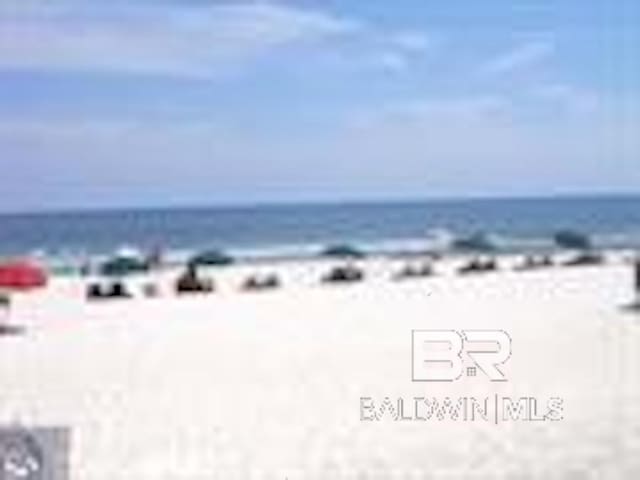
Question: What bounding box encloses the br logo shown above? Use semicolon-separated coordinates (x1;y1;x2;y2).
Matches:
0;429;43;480
0;427;70;480
412;330;512;382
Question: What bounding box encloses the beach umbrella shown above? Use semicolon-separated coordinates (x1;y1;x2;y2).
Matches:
100;256;149;276
0;261;47;333
320;244;366;259
554;230;591;250
188;250;234;267
452;233;497;252
0;260;47;290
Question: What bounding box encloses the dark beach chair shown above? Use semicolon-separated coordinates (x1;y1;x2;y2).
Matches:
322;265;364;284
87;281;132;300
0;323;24;336
540;255;554;267
514;254;554;271
106;281;132;299
86;283;104;300
393;262;434;280
142;282;160;298
242;274;281;292
458;257;498;275
563;252;604;267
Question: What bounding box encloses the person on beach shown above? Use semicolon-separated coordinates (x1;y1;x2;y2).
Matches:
147;245;164;271
0;292;9;311
635;257;640;306
176;263;213;293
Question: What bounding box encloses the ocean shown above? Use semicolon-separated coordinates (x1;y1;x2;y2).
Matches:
1;195;639;262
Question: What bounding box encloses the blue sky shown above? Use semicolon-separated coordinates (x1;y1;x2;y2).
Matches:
0;0;638;212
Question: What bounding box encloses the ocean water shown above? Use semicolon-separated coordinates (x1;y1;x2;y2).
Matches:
0;195;639;261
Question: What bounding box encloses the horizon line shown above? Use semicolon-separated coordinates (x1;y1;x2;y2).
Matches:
2;190;640;217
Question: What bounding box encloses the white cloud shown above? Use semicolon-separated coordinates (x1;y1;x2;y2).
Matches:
0;1;362;77
387;31;432;52
349;95;510;128
479;40;554;76
530;83;600;113
0;0;436;78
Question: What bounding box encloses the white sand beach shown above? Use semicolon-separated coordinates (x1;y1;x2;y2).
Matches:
1;254;640;479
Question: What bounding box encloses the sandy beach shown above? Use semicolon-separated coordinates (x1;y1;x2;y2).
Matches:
1;254;639;479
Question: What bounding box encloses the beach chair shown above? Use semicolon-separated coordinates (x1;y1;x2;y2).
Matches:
106;282;133;299
0;323;24;336
514;254;554;272
458;257;497;275
393;262;433;280
562;252;604;267
86;283;104;300
322;265;364;284
242;274;281;292
142;282;160;298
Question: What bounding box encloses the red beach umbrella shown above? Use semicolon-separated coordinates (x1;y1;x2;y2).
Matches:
0;261;48;291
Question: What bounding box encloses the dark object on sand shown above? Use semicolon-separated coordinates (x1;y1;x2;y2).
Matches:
242;274;280;292
0;323;24;336
630;259;640;311
100;256;149;276
322;265;364;284
458;257;498;274
189;250;234;267
0;291;23;336
142;282;160;298
320;244;366;259
87;283;102;299
514;255;554;271
621;258;640;312
554;230;591;250
87;281;133;300
563;252;604;267
0;293;9;309
453;233;496;252
176;265;214;294
393;263;434;280
109;282;132;298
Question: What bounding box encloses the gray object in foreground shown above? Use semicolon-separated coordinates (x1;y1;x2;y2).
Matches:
0;427;70;480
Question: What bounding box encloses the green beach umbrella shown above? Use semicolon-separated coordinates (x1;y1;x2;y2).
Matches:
320;244;367;259
100;256;149;276
554;230;592;250
452;232;497;252
188;250;234;267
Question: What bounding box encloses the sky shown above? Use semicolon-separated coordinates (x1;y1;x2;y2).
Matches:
0;0;638;212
